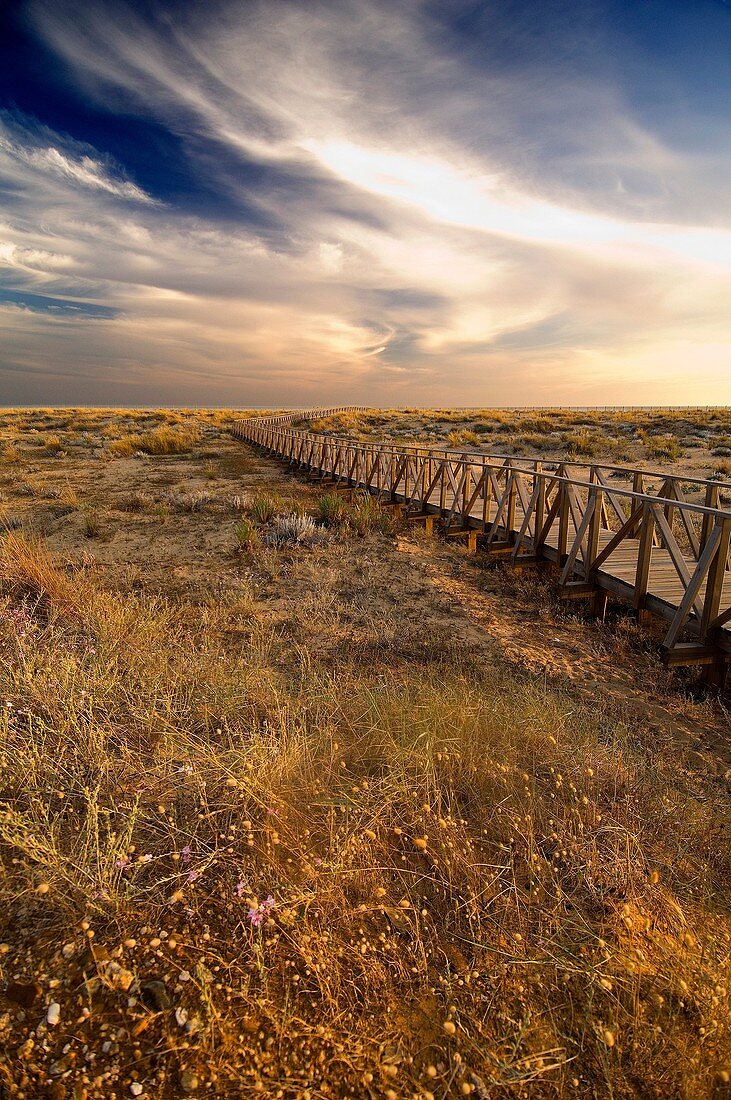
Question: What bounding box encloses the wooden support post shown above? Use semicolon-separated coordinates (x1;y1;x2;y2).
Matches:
511;554;543;569
559;582;597;600
480;540;514;556
700;653;729;690
663;643;720;668
592;589;609;620
406;513;435;536
444;527;478;554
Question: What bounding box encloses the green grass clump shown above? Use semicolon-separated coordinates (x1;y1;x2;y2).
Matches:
316;492;348;526
646;435;683;463
248;493;279;525
347;492;395;536
234;515;259;549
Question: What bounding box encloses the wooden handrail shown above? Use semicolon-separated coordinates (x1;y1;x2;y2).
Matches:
232;407;731;672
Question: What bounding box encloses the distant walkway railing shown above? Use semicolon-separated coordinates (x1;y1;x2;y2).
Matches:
232;408;731;682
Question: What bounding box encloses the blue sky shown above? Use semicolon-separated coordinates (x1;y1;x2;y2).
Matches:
0;0;730;406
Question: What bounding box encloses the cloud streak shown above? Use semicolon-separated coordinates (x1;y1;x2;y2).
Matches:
0;0;729;404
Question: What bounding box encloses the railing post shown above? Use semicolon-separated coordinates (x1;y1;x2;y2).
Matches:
700;518;731;641
482;468;492;531
462;462;471;521
506;469;517;537
232;409;730;677
634;503;656;610
700;484;719;552
534;463;544;547
587;486;603;574
557;482;570;562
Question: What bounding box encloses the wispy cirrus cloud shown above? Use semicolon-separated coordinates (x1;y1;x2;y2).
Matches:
0;112;155;203
0;0;729;404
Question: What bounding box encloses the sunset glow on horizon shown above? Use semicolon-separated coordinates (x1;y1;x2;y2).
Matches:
1;0;730;406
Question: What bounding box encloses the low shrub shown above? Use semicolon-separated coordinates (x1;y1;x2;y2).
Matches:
1;443;21;464
317;492;347;526
117;490;153;513
234;516;259;549
347;493;395;537
264;512;325;547
81;509;103;538
164;490;218;513
565;430;596;457
447;429;481;447
42;434;65;456
711;458;731;478
107;437;136;458
647;436;683;463
135;426;199;455
248;494;279;525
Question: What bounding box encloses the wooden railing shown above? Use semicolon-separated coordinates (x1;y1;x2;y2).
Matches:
232;408;731;678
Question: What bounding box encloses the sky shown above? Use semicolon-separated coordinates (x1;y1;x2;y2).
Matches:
0;0;730;407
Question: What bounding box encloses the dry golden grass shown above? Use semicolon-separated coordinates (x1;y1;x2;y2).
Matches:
0;408;729;1099
308;408;731;488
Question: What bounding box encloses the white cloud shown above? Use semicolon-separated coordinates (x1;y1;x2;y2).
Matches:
0;116;154;204
0;0;729;404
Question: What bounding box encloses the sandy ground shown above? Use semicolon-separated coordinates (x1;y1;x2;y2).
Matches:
2;411;727;781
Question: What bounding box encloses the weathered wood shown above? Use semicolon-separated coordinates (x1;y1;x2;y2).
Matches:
233;407;731;673
559;494;597;585
662;525;723;649
700;519;731;639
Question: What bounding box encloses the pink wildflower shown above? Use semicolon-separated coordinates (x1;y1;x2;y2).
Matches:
246;894;276;927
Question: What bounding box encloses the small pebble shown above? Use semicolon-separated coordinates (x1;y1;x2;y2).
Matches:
47;1002;61;1026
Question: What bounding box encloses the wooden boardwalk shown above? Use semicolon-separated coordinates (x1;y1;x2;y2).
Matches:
233;408;731;682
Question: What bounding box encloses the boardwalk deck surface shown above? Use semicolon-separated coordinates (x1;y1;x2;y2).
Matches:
232;408;731;673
